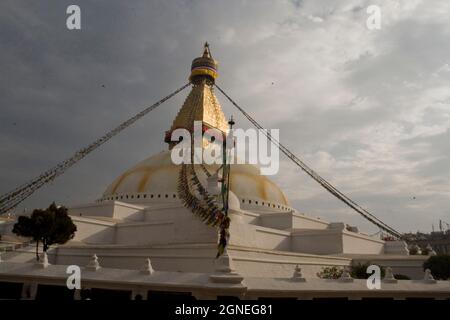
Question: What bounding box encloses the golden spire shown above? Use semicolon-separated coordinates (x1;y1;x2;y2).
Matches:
189;42;218;84
165;43;228;148
202;41;212;58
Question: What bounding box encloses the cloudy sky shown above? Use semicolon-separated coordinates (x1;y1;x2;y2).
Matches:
1;0;449;234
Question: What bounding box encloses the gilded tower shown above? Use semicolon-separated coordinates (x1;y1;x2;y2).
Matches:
164;43;229;149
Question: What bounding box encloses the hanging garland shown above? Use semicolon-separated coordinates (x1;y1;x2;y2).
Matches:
177;158;230;257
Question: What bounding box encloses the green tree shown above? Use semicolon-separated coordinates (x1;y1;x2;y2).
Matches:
423;255;450;280
12;203;77;261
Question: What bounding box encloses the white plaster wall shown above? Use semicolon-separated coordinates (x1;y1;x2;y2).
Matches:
233;259;342;279
115;221;175;245
384;240;409;255
71;217;115;244
292;213;329;230
69;201;144;221
143;204;188;222
229;218;291;251
112;203;144;221
259;214;292;230
254;227;291;251
342;231;384;254
115;214;217;246
258;213;330;231
69;202;115;218
0;221;14;237
173;215;217;243
291;229;384;255
291;230;343;254
53;244;218;273
223;247;351;278
238;211;260;225
53;244;352;277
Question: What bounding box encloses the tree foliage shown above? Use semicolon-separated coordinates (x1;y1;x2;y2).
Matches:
350;262;386;279
12;203;77;260
423;255;450;280
316;266;343;279
317;262;386;279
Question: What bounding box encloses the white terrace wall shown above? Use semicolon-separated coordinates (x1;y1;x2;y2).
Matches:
69;201;144;221
291;229;384;255
229;215;291;251
292;213;329;230
291;230;343;254
70;216;115;244
257;212;329;231
116;208;217;246
342;230;384;254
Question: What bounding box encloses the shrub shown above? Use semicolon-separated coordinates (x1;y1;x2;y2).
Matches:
316;266;343;279
350;262;385;279
423;255;450;280
409;246;418;255
317;263;387;279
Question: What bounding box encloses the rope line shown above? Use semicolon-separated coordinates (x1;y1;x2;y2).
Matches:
215;84;402;239
0;83;191;214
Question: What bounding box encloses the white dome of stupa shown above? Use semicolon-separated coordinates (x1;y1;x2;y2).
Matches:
101;150;291;211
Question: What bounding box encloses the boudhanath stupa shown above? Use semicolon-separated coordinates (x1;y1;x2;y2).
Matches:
1;44;448;300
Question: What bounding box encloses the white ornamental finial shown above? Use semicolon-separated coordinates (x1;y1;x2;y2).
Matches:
423;269;436;283
426;244;437;256
36;252;50;269
292;265;306;282
209;247;243;284
141;258;155;275
413;244;422;255
215;247;235;273
383;267;397;283
86;254;101;271
42;252;50;268
339;267;353;282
